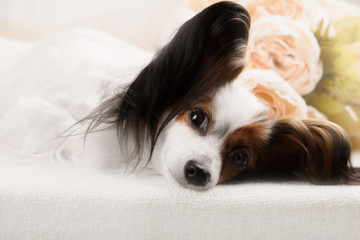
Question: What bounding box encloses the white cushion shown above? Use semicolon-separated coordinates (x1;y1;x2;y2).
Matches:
1;146;360;240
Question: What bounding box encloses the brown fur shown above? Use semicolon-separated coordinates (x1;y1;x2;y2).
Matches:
176;96;214;134
220;120;272;181
257;118;360;185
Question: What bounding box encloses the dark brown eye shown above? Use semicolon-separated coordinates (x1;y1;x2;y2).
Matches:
228;150;248;168
189;109;209;134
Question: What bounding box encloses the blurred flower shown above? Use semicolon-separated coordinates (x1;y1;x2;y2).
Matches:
245;0;334;36
248;16;323;95
246;0;303;21
305;16;360;149
234;69;308;118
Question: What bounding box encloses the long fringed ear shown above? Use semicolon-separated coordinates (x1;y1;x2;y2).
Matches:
86;2;251;164
258;118;360;184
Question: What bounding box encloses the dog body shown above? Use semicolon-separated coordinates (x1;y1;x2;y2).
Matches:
1;29;267;190
0;29;150;155
1;2;358;190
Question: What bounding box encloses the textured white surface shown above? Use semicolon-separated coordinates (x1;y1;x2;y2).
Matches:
1;148;360;240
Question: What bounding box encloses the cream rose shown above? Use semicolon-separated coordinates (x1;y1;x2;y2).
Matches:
245;0;334;36
234;69;308;118
248;16;323;95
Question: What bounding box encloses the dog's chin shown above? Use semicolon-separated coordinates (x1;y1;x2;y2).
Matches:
151;151;220;190
151;147;220;191
180;183;216;192
150;157;216;191
161;165;218;191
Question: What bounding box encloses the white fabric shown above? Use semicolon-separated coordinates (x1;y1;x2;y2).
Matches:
0;0;186;49
1;147;360;240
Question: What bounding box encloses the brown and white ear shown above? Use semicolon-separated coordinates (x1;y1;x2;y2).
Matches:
258;118;360;184
136;1;251;109
120;1;250;123
190;1;251;82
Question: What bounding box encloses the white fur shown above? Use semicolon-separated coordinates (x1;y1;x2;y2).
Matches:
0;30;268;189
213;84;268;135
0;29;152;153
151;84;268;189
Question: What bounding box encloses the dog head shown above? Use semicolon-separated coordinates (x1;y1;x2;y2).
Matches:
152;84;271;190
86;2;253;189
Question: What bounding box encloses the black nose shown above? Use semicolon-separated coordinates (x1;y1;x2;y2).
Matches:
184;161;211;186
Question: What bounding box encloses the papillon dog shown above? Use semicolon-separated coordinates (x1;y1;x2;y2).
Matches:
1;1;359;190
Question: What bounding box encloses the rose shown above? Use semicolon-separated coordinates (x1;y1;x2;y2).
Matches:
247;16;323;95
245;0;334;36
246;0;304;22
234;69;308;118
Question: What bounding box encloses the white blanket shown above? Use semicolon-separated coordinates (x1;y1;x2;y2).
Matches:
1;146;360;240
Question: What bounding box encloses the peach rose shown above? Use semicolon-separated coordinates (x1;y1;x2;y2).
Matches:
234;69;308;118
245;0;334;36
248;16;323;95
246;0;304;21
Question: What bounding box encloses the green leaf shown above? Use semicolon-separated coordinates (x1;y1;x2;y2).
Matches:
334;17;360;44
310;17;360;148
320;45;356;74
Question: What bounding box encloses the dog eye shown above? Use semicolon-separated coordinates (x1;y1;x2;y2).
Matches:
189;109;209;134
228;150;248;168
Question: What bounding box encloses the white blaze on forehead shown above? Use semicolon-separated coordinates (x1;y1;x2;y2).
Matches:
212;84;268;135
